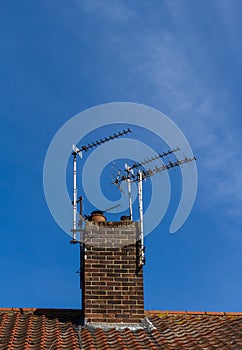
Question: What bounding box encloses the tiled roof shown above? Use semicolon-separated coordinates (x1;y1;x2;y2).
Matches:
0;308;242;349
0;308;81;350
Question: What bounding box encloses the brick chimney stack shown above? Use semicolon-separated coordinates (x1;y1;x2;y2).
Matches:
82;213;144;325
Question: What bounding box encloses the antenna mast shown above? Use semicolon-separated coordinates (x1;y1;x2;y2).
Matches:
73;154;77;239
72;145;82;241
138;170;145;265
125;164;133;220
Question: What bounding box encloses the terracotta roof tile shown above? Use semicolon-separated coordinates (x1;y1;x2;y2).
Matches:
0;309;81;350
0;308;242;349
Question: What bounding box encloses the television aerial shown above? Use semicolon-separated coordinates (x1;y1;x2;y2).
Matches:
71;128;132;242
112;149;196;266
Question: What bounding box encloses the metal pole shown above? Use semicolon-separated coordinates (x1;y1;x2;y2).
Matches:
138;170;144;264
125;164;133;220
127;177;133;220
73;154;77;240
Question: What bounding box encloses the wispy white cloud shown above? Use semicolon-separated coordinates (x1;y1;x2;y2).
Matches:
80;0;135;23
107;2;242;221
218;0;242;64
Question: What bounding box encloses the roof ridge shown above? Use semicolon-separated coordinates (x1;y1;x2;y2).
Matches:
145;310;242;316
0;307;81;312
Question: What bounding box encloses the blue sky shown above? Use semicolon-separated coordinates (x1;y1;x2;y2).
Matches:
1;0;242;311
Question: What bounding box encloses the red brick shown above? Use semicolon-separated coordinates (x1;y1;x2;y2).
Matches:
83;222;144;324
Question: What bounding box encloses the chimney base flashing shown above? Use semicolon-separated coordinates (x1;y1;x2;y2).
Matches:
85;320;145;331
84;317;156;331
